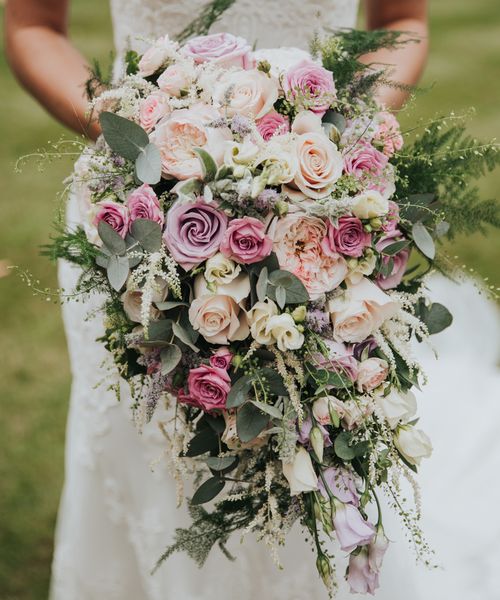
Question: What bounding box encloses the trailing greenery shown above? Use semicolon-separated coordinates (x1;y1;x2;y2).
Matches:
175;0;238;43
85;54;115;100
41;226;99;268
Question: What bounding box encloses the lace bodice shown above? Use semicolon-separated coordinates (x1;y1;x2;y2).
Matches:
110;0;359;56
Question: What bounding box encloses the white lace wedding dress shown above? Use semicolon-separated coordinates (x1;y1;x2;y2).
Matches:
51;1;500;598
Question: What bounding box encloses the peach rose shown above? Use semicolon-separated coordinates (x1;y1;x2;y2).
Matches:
328;277;398;343
291;110;324;135
292;132;343;199
139;91;170;133
152;103;232;180
271;214;347;300
138;35;179;77
213;70;279;120
157;63;195;97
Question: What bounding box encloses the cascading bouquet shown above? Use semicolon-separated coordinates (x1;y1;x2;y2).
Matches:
43;28;499;596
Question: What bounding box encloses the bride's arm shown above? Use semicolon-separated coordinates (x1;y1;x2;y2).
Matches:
4;0;100;139
363;0;429;110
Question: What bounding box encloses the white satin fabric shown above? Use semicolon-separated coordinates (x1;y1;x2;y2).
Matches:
50;1;500;598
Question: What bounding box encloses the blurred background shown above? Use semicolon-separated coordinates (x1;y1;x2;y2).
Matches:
0;1;499;598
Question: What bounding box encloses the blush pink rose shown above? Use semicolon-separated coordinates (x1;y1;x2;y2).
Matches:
376;232;410;290
272;214;347;300
213;70;279;120
220;217;273;265
152;104;232;180
374;111;404;157
138;35;177;77
180;364;231;412
293;132;343;199
356;357;389;392
157;64;193;97
209;347;233;370
139;91;170;132
256;111;290;140
182;33;254;69
322;216;372;258
126;184;164;227
93;200;129;238
343;141;389;184
283;60;336;116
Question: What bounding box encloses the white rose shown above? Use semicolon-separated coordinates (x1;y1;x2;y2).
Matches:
194;272;250;304
253;47;313;77
291;110;324;135
247;298;279;345
340;397;374;430
265;313;304;351
120;277;168;323
328;277;398;343
357;358;389;392
204;253;241;286
376;388;417;429
351;190;389;219
394;425;432;466
214;69;279;119
282;446;318;496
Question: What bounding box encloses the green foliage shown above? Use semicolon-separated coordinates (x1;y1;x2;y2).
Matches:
41;225;98;269
85;54;114;100
175;0;238;43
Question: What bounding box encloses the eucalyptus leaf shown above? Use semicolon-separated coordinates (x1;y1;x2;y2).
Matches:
268;270;309;305
381;240;411;256
98;220;127;255
191;477;225;505
194;147;217;182
171;321;198;352
226;375;254;409
423;302;453;335
135;142;162;185
260;368;288;396
185;428;219;457
95;251;110;269
99;111;149;161
178;178;203;198
205;456;238;471
147;319;173;342
256;267;268;302
334;431;356;461
251;400;283;420
160;344;182;375
412;222;435;260
106;255;129;291
205;414;226;434
275;285;286;309
130;219;163;253
236;402;269;443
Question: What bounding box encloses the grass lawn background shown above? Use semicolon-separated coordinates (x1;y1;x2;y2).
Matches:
0;1;498;598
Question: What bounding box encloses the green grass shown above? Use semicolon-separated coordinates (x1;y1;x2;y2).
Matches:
0;1;498;598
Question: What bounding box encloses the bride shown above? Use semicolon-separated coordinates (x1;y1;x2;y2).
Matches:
5;1;500;598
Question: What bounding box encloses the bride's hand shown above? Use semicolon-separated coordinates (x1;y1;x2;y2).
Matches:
5;0;101;140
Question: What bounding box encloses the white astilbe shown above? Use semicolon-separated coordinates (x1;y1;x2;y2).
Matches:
272;348;304;422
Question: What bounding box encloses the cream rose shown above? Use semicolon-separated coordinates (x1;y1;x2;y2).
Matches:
357;358;389;392
214;70;279;119
291;110;324;135
394;425;432;466
282;446;318;496
138;35;179;77
120;277;168;323
204;253;241;286
351;190;389;219
328;277;398;343
247;298;279;345
376;388;417;429
292;132;343;199
265;313;304;351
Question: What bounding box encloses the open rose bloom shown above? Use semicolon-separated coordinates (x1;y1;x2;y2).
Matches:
53;29;460;595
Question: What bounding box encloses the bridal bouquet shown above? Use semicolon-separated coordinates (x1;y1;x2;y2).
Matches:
44;28;499;596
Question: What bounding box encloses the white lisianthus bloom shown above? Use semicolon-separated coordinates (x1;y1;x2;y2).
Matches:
194;272;250;304
394;425;432;466
224;137;261;169
255;137;299;186
204;253;241;286
265;313;304;351
247;298;279;345
312;396;339;425
345;251;377;285
375;388;417;429
351;190;389;219
282;446;318;496
120;277;168;323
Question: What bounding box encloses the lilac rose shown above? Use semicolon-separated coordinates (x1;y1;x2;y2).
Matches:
93;200;129;238
164;199;227;271
376;231;410;290
322;216;372;258
283;60;336;116
127;184;164;228
182;32;254;69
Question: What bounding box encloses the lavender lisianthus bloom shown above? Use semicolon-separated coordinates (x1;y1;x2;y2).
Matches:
351;337;378;361
163;199;227;271
312;339;359;382
347;548;380;595
318;467;360;507
333;500;375;553
298;417;332;448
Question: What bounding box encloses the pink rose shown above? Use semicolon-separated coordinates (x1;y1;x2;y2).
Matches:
220;217;273;265
182;33;254;69
209;347;233;370
163;199;227;271
157;64;193;97
333;501;375;553
138;35;177;77
213;70;279;120
139;91;170;133
293;132;343;199
180;364;231;412
152;104;232;180
343;141;389;186
272;214;347;300
376;233;410;290
283;60;336;116
356;357;389;392
93;200;129;238
347;548;380;595
256;111;290;141
375;111;404;156
126;184;164;227
381;201;400;234
322;216;372;258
